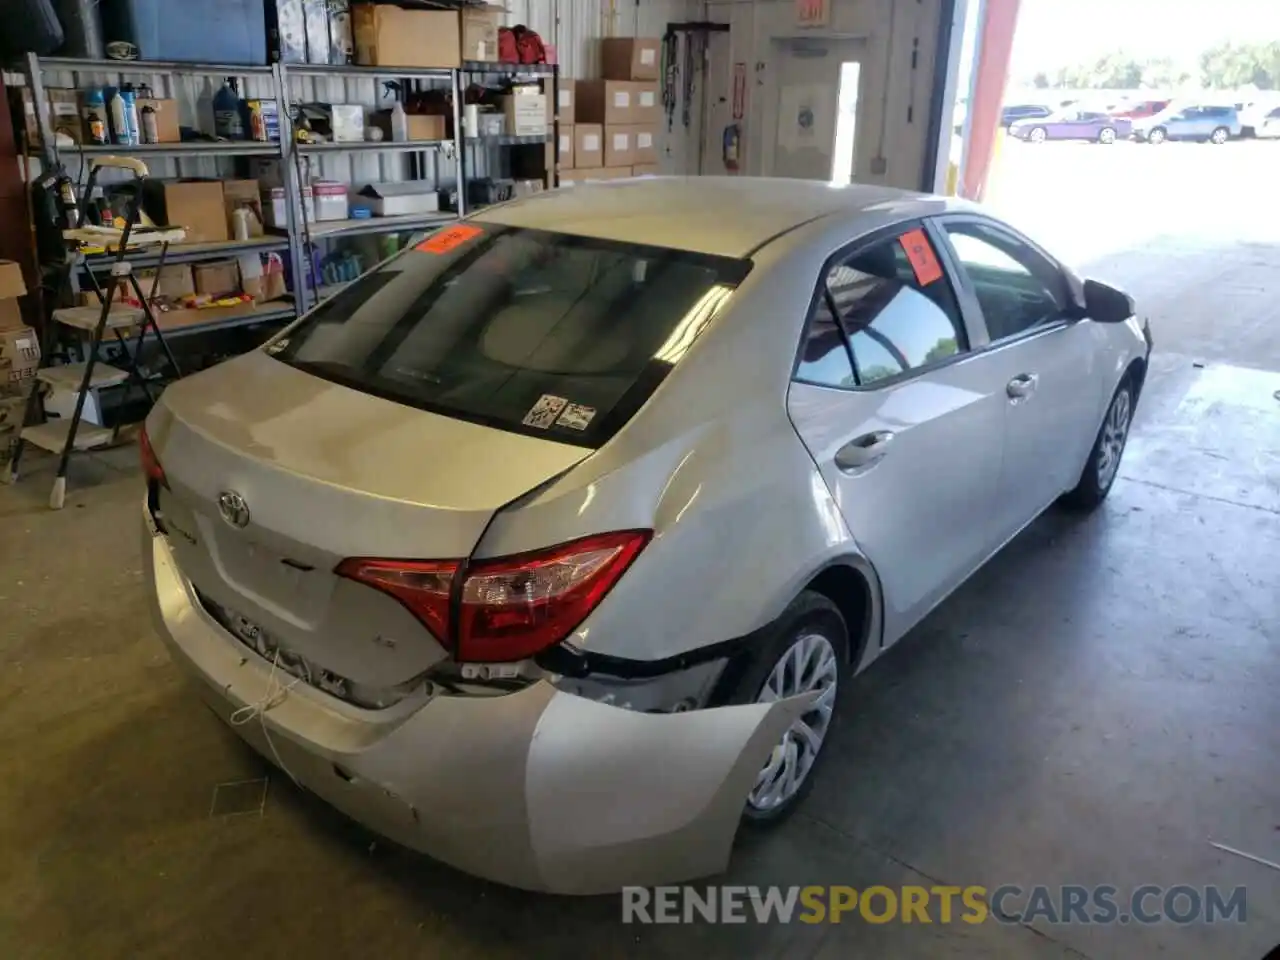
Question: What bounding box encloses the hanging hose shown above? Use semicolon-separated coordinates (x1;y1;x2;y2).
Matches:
662;31;679;132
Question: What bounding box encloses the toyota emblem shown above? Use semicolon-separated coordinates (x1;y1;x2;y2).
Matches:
218;490;250;528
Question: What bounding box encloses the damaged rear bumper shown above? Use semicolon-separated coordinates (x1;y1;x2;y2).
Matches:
143;506;810;893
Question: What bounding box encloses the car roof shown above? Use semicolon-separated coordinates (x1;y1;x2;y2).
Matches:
474;177;959;258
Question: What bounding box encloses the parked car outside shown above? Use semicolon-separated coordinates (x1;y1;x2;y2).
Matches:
1111;99;1170;120
1009;109;1132;143
141;178;1151;893
1253;105;1280;138
1000;103;1052;128
1132;104;1241;143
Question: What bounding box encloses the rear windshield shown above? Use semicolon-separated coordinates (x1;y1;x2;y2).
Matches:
271;222;749;447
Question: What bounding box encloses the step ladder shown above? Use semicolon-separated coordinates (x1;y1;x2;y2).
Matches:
3;156;186;509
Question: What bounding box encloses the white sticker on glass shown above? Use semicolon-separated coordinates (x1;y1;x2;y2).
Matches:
523;394;569;429
556;403;597;431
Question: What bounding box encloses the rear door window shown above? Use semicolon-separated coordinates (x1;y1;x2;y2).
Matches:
272;223;749;447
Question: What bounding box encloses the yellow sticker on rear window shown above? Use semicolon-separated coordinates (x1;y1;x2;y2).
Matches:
416;224;484;254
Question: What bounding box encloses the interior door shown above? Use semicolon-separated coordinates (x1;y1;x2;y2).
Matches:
786;226;1008;644
934;217;1104;540
769;38;863;180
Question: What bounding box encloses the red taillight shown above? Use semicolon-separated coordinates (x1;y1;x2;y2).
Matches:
335;558;458;642
139;426;167;487
337;530;651;663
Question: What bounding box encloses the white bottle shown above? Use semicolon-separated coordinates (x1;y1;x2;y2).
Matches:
109;90;129;145
390;101;409;143
232;207;252;241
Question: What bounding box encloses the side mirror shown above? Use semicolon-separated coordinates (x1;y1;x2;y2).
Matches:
1082;278;1135;324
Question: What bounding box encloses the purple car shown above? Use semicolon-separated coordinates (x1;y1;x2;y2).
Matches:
1009;109;1133;144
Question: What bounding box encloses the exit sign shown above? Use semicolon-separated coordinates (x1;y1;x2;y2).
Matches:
796;0;829;27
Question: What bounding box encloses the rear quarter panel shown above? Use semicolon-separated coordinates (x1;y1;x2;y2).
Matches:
473;229;897;663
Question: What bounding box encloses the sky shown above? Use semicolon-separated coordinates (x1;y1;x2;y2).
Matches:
1009;0;1280;75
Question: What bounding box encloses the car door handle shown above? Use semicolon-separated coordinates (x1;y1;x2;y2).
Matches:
835;430;895;471
1006;373;1039;400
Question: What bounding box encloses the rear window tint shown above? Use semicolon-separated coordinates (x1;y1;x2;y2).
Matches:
272;223;749;447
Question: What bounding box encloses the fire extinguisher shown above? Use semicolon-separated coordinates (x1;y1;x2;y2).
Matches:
722;123;741;172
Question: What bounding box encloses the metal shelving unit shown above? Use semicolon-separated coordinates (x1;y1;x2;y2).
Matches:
23;51;561;348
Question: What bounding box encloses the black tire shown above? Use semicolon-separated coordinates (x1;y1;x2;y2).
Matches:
1209;126;1230;144
724;591;849;829
1062;379;1135;510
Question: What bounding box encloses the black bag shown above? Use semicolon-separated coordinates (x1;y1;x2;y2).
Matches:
0;0;65;59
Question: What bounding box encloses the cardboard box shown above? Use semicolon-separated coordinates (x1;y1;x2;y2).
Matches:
461;5;503;61
12;87;83;146
223;179;265;238
371;111;448;141
137;98;181;143
312;180;350;221
574;123;603;168
600;37;662;80
353;182;441;216
604;125;635;167
631;163;660;175
0;326;40;397
138;264;196;301
330;104;366;142
575;80;633;124
354;5;460;68
263;184;315;227
556;83;575;123
559;167;634;186
143;180;229;244
0;260;27;331
502;94;548;137
631;82;660;124
303;0;331;64
632;125;657;163
194;260;241;298
556;125;574;170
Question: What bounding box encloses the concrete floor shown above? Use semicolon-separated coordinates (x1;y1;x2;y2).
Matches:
4;176;1280;956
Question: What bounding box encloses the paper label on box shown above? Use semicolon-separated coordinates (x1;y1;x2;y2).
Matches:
614;91;631;108
640;91;655;108
560;134;571;151
613;133;629;149
640;48;656;66
559;90;572;108
478;41;487;59
584;134;600;151
638;132;653;148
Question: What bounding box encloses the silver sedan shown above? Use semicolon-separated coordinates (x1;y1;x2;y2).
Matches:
142;177;1151;893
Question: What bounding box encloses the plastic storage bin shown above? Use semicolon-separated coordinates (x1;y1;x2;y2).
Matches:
100;0;268;65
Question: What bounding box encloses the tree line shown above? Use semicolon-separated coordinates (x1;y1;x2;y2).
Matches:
1029;41;1280;91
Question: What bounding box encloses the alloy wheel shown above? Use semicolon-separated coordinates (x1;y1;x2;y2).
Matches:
1096;388;1132;490
1148;128;1166;144
1029;127;1047;143
1210;127;1228;144
748;633;839;812
1099;128;1116;144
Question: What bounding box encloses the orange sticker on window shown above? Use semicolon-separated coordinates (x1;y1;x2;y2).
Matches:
416;224;484;254
899;228;943;286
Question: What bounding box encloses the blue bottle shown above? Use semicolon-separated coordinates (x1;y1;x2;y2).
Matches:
213;78;245;140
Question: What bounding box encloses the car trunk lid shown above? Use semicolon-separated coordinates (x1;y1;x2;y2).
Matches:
147;351;589;691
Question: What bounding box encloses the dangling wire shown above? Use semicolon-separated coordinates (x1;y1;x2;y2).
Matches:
662;31;680;133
